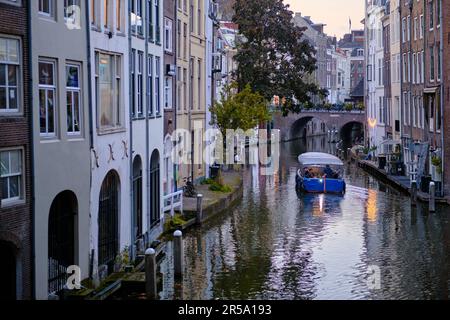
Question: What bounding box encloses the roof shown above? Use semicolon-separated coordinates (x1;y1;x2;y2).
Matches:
298;152;344;166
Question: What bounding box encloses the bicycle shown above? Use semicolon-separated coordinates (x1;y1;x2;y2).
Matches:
183;176;197;198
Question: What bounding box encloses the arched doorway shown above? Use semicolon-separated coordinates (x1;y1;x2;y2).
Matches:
98;171;120;274
163;135;173;195
48;191;77;295
150;150;160;228
0;241;16;300
132;156;143;241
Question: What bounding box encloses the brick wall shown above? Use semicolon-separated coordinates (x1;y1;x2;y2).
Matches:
0;0;32;299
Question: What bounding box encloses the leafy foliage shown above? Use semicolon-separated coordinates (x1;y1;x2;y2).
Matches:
233;0;325;115
210;83;271;136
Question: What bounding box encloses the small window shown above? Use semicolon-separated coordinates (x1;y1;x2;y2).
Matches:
164;18;173;53
0;149;24;205
39;60;57;137
39;0;55;18
66;64;82;135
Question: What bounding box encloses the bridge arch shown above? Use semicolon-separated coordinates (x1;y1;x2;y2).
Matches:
289;116;330;141
339;121;364;145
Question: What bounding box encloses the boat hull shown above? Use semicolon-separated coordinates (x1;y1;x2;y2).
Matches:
296;175;346;194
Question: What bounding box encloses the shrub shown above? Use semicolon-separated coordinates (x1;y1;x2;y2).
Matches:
209;181;232;193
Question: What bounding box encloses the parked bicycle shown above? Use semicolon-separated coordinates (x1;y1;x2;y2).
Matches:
183;176;197;198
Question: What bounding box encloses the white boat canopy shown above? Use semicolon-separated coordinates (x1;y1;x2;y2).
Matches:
298;152;344;166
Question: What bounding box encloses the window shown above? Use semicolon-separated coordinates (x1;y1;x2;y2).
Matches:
91;0;97;26
0;37;20;113
183;23;187;59
39;0;54;17
131;49;135;116
177;67;181;110
402;18;406;43
177;20;181;58
66;64;81;135
131;0;143;35
437;43;441;81
197;59;201;110
0;149;23;205
137;51;143;117
164;18;173;52
190;1;194;33
412;53;416;84
429;0;434;30
419;15;424;39
407;15;410;42
414;17;418;40
164;77;172;109
155;0;161;43
39;60;56;137
147;0;153;41
183;67;187;110
155;56;160;114
116;0;124;32
189;58;193;110
103;0;110;29
95;52;122;129
147;55;153;115
430;46;435;81
437;0;441;27
197;0;201;36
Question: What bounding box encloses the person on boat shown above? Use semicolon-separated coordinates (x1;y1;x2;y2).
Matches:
304;168;312;178
323;165;334;178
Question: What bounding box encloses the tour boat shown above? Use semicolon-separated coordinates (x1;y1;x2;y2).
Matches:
295;152;346;194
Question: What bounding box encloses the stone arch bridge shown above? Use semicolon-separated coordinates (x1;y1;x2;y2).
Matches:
273;110;365;142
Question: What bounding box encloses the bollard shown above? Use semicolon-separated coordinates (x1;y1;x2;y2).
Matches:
173;230;184;279
429;181;436;212
411;180;418;206
145;248;157;299
196;194;203;225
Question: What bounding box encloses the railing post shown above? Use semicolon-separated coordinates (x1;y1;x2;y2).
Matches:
429;181;436;212
411;180;418;206
173;230;183;279
196;194;203;225
145;248;157;299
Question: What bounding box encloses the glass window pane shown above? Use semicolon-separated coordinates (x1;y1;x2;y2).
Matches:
39;90;46;133
0;88;6;109
0;38;7;61
0;64;5;85
99;54;113;126
73;92;80;132
1;177;8;199
9;150;20;174
66;65;79;88
67;92;73;132
47;90;55;133
39;62;54;86
0;152;9;176
7;40;19;63
8;65;17;86
8;88;17;110
9;175;20;198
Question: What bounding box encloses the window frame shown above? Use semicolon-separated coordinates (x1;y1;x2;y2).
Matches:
0;147;25;207
38;59;57;138
38;0;55;19
65;63;82;136
0;36;22;115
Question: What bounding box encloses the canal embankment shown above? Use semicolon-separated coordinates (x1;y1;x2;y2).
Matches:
354;157;450;205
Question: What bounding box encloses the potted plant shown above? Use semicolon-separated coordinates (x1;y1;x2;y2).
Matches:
431;155;442;182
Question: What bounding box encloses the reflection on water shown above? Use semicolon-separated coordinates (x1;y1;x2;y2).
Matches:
158;137;450;300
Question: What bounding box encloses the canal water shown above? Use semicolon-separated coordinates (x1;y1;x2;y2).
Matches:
156;137;449;300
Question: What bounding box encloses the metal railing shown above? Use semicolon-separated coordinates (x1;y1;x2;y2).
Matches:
163;190;184;217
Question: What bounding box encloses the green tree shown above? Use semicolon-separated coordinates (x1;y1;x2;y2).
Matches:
210;83;271;136
233;0;325;116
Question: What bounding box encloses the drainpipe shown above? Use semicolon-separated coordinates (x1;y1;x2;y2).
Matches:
84;0;94;279
439;0;444;197
144;0;150;238
128;0;135;261
173;0;178;192
27;0;35;300
398;4;404;157
408;1;413;163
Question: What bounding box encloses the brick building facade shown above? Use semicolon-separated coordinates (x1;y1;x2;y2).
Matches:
0;0;32;299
